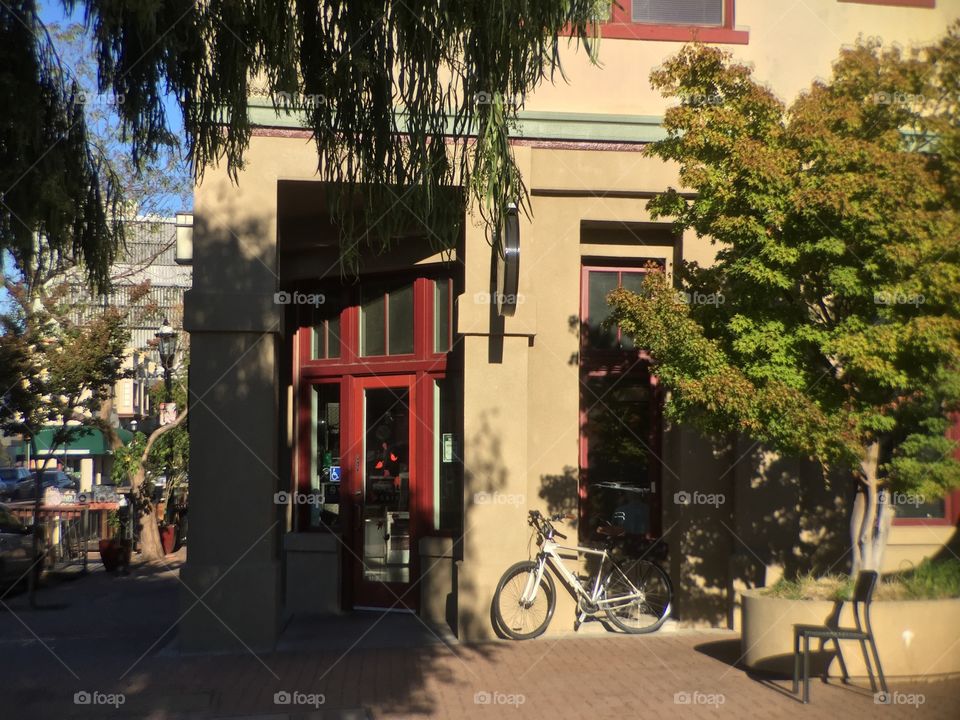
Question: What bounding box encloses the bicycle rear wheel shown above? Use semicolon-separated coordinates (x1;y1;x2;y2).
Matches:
492;561;556;640
603;558;672;634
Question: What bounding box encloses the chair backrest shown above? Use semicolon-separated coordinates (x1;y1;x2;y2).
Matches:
853;570;879;604
852;570;879;635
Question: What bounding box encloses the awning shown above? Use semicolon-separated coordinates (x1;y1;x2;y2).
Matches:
31;427;134;456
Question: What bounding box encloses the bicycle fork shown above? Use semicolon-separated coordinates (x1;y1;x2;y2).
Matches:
520;556;549;607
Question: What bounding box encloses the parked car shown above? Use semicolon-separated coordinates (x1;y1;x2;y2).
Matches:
0;467;32;501
15;470;78;500
0;503;43;587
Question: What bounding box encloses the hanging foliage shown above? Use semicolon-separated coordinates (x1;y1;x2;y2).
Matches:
51;0;609;269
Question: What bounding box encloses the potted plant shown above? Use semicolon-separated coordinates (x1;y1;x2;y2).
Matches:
98;510;131;572
159;521;177;555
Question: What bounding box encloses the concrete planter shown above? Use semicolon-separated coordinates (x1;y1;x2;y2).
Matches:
741;589;960;678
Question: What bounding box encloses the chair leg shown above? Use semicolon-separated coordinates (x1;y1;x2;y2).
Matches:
868;635;888;694
859;638;878;694
793;631;801;695
803;635;811;704
833;637;850;683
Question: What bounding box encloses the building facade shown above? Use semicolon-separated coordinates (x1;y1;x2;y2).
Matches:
180;0;959;651
107;215;193;434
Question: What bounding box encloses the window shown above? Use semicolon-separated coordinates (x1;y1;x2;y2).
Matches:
306;383;341;530
632;0;723;26
893;414;960;526
601;0;747;44
579;264;662;541
360;283;415;357
582;267;648;351
313;315;341;360
434;279;453;353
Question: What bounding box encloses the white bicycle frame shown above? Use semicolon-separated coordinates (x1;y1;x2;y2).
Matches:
520;536;644;614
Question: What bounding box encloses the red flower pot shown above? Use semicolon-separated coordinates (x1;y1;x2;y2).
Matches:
160;524;177;555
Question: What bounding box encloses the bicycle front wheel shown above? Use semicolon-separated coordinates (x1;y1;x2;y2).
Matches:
603;558;672;634
492;560;557;640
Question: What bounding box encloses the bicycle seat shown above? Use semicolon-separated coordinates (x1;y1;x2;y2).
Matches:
596;525;626;538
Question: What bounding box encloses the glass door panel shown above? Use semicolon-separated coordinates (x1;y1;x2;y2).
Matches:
309;383;341;530
361;386;412;585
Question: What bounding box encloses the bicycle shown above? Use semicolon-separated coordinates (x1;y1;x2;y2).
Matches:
491;510;673;640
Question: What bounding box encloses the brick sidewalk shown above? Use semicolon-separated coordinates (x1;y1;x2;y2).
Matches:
1;553;957;719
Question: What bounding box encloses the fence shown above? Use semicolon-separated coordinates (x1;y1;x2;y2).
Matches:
7;503;119;573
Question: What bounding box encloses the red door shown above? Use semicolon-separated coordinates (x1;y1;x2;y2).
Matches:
344;375;420;609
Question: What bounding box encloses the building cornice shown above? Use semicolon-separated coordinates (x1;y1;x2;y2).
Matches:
246;99;668;145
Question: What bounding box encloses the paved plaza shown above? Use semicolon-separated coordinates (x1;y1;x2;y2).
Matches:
1;552;957;719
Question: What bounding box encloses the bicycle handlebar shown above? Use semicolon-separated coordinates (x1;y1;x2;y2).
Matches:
528;510;569;540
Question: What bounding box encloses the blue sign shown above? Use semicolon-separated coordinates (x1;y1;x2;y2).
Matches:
328;465;341;483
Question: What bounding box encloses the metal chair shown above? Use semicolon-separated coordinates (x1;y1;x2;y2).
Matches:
792;570;888;703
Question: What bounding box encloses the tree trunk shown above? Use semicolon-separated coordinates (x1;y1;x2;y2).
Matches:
131;409;188;562
133;466;165;561
849;441;893;576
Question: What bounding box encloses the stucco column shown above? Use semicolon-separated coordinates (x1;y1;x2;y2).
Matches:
454;166;536;639
179;157;285;652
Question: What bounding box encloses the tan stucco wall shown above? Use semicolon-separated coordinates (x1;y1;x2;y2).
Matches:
528;0;957;116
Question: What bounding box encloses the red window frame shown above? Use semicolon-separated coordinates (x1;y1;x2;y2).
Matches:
579;263;664;540
601;0;749;44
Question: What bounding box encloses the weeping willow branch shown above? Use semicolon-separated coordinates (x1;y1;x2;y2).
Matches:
69;0;609;269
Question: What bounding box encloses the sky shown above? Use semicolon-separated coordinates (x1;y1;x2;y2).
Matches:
1;3;192;316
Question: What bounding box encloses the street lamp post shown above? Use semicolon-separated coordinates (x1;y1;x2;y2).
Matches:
155;319;178;525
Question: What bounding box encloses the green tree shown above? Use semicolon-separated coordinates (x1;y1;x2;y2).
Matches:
0;250;128;602
608;31;960;577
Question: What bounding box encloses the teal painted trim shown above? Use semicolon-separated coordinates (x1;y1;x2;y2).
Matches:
245;99;666;144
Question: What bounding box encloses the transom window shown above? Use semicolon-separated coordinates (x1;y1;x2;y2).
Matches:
302;276;454;365
361;283;415;357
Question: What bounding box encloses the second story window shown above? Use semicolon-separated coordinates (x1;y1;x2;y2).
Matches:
632;0;724;26
602;0;747;44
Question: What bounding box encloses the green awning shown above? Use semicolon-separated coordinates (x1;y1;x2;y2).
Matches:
31;426;133;456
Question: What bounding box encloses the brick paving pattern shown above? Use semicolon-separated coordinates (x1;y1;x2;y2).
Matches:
1;552;956;719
